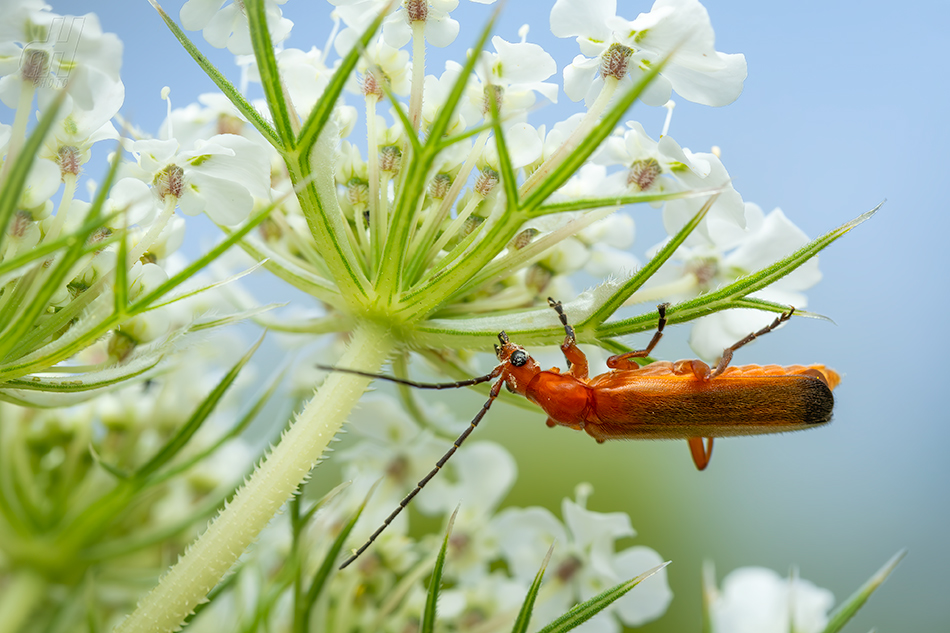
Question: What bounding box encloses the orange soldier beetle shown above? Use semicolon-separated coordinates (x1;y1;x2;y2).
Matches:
327;298;840;568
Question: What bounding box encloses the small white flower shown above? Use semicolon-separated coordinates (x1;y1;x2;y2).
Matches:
421;61;478;133
180;0;293;55
125;134;271;225
158;92;265;150
356;36;412;97
382;0;461;49
471;32;559;111
39;73;123;177
268;47;332;118
551;0;746;107
598;121;746;238
336;395;455;537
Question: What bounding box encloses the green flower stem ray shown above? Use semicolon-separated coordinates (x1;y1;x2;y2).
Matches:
459;206;616;297
379;79;423;157
294;491;368;633
0;212;100;361
519;56;669;212
113;324;395;633
511;545;554;633
245;0;294;146
421;508;458;633
286;154;372;307
0;144;124;364
0;213;115;282
134;336;262;482
0;130;123;359
404;133;490;283
151;368;286;486
595;205;880;340
148;1;278;146
219;232;344;309
0;88;66;255
530;187;721;217
584;195;714;327
113;218;130;315
537;562;670;633
375;10;498;294
295;1;396;157
411;317;570;350
398;211;527;318
0;199;276;382
251;313;352;335
821;550;906;633
373;152;430;295
488;101;520;211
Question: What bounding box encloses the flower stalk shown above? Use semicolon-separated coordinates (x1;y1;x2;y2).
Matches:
117;323;395;633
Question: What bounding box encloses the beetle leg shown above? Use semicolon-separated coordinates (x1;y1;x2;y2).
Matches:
606;303;669;370
688;437;714;470
709;309;795;379
547;297;589;379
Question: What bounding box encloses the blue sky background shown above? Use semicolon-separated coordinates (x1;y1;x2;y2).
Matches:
45;1;950;630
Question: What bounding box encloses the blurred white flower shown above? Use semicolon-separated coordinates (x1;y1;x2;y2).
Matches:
491;484;672;632
0;6;122;112
639;202;820;359
709;565;834;633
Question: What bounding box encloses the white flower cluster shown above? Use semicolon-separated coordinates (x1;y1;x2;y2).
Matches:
189;393;672;632
0;0;868;630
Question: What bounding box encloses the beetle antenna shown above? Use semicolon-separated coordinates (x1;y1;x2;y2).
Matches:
315;365;500;389
339;377;506;569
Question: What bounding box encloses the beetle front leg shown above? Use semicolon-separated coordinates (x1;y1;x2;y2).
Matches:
547;297;589;379
708;308;795;379
606;303;669;370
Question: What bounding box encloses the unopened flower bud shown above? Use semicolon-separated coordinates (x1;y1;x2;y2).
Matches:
525;263;553;293
347;178;369;208
405;0;428;22
482;85;504;116
361;68;384;99
429;173;452;199
474;168;499;197
627;157;662;191
58;145;81;177
508;228;538;250
153;164;184;200
21;48;50;86
600;43;634;80
379;146;402;174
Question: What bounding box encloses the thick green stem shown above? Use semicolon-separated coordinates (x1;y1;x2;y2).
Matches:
114;324;395;633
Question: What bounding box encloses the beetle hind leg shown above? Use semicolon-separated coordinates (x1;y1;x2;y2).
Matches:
688;437;714;470
709;309;795;379
606;304;669;370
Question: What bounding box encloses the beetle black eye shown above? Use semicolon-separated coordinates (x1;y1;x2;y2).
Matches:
511;350;528;367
